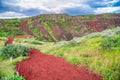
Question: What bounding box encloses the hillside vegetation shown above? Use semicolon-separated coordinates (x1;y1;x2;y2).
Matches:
0;13;120;41
0;13;120;80
35;27;120;80
0;27;119;80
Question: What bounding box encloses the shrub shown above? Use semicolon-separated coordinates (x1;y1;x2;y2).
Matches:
2;76;25;80
9;76;25;80
0;44;30;59
30;40;43;45
67;57;80;65
0;37;8;41
14;39;24;43
101;35;120;50
0;37;8;47
64;41;79;47
55;52;64;57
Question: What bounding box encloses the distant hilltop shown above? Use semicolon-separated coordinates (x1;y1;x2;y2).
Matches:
0;13;120;41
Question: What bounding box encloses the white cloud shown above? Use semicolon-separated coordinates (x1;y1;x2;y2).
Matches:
0;11;28;19
96;0;119;7
3;0;91;13
94;6;120;14
52;3;91;13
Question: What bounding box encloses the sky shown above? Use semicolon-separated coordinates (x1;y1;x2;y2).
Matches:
0;0;120;19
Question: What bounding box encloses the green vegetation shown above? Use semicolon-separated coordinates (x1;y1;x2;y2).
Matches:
101;35;120;50
35;27;120;80
0;37;8;47
0;44;29;59
44;22;58;41
30;40;43;45
60;19;70;33
0;26;120;80
0;13;119;41
0;38;27;79
0;19;25;37
8;75;25;80
0;56;26;79
14;38;45;45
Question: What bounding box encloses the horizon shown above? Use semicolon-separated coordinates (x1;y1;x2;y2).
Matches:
0;0;120;19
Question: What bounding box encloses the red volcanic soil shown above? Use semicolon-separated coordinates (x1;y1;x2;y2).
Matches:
6;37;14;45
16;49;103;80
5;37;102;80
5;36;26;45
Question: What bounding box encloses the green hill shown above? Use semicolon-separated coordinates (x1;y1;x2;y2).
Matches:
0;13;120;41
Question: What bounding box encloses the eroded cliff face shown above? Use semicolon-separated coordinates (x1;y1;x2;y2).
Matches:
1;14;120;41
20;14;120;41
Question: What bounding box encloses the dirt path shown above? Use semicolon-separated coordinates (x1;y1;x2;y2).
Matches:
7;37;103;80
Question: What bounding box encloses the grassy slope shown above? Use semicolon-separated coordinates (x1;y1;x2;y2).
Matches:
0;37;26;79
1;13;120;41
0;19;25;37
0;57;26;78
36;27;120;80
0;27;120;80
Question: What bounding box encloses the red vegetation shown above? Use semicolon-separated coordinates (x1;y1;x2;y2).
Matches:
16;49;103;80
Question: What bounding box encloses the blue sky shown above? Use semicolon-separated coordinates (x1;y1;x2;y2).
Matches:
0;0;120;19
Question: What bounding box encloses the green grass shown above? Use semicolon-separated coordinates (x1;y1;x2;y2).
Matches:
0;37;8;47
0;28;120;80
36;28;120;80
0;56;26;79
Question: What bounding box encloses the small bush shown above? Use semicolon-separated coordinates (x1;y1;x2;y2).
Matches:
9;76;25;80
0;37;8;41
30;40;43;45
2;76;25;80
14;39;24;43
101;35;120;50
67;57;80;65
0;44;30;59
65;41;79;47
55;52;64;57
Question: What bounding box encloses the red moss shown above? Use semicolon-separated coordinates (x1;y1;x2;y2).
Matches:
16;49;103;80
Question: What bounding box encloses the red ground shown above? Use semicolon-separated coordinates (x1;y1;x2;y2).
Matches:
6;37;103;80
6;37;14;45
16;49;103;80
5;36;27;45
